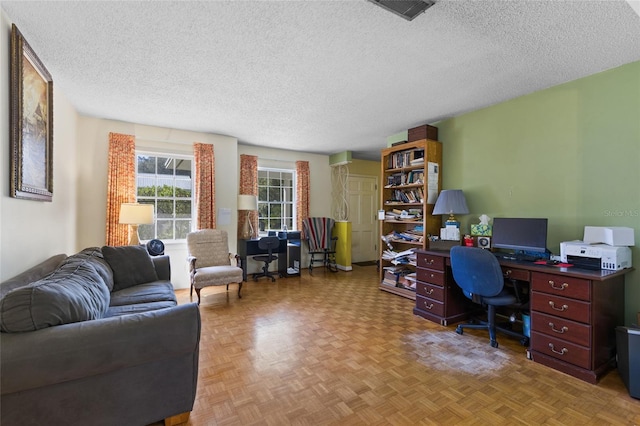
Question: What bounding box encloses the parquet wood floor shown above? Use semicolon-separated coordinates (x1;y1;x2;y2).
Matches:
169;265;640;425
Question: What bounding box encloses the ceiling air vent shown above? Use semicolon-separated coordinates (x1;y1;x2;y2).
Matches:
367;0;436;21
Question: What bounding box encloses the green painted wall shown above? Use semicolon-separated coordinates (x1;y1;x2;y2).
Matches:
436;60;640;325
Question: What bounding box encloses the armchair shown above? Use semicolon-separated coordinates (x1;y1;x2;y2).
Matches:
186;229;243;304
450;246;529;348
302;217;338;274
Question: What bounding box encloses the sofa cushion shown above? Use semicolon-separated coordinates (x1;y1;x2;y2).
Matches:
74;247;115;291
0;253;111;333
109;281;177;307
106;300;178;317
0;254;67;299
102;245;158;291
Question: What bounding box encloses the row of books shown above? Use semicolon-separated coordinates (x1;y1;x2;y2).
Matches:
384;208;422;221
385;169;424;187
384;230;423;243
381;267;417;291
386;149;425;169
387;188;424;204
381;247;417;265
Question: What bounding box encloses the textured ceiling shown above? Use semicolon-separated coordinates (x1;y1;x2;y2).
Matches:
3;0;640;160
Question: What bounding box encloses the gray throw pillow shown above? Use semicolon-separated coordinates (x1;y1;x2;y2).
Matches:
0;256;111;333
101;245;159;291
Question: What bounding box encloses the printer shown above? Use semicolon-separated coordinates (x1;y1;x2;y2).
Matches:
560;226;634;271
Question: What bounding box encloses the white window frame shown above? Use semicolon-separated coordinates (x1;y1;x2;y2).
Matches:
135;151;195;242
257;167;296;235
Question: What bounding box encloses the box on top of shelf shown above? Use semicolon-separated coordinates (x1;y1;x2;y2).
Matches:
408;124;438;142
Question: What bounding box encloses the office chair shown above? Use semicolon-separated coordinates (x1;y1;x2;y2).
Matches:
252;236;280;282
302;217;338;274
450;246;529;348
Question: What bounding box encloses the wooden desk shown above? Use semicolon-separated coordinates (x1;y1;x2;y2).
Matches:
238;238;288;281
414;249;633;384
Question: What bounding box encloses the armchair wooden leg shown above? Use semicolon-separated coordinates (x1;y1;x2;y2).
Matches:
238;281;243;298
195;287;201;305
164;411;190;426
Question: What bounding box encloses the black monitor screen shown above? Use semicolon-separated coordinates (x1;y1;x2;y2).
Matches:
491;218;548;253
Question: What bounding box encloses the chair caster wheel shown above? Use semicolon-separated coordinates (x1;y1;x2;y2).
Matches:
490;340;499;348
455;326;463;335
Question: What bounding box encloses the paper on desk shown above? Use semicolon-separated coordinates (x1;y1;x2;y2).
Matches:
427;162;439;203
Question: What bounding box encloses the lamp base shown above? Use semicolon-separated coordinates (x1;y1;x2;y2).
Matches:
129;225;141;245
241;212;253;239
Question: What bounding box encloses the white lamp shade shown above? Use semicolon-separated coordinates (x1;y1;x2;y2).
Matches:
119;203;154;225
237;194;258;211
432;190;469;215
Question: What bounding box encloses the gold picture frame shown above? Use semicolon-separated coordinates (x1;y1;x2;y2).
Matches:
10;24;53;201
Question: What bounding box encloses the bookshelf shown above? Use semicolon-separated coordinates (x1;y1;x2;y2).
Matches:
379;138;442;300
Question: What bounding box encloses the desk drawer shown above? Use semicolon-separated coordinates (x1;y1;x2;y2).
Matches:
531;331;591;370
501;266;529;281
417;254;445;271
416;268;445;286
415;295;444;317
531;292;590;324
416;281;444;301
531;311;591;347
531;272;591;301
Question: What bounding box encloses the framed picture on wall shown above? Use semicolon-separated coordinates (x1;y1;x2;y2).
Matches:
10;24;54;202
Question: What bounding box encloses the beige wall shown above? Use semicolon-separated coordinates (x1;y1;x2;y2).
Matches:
238;144;333;218
1;12;79;281
76;117;240;289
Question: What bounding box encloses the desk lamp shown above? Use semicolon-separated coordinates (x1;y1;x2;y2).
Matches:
238;194;258;239
432;190;469;240
119;203;154;245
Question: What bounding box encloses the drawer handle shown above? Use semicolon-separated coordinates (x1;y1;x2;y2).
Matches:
426;259;434;265
425;288;434;295
548;322;569;334
430;273;435;279
548;301;569;312
423;301;434;310
548;343;568;356
504;269;512;276
548;280;568;291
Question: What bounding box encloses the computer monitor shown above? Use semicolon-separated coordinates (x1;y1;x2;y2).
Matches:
491;217;548;253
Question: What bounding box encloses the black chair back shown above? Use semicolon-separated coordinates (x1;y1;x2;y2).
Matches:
258;236;280;256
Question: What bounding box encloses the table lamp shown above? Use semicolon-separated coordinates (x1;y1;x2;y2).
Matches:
238;194;258;239
119;203;154;245
432;190;469;240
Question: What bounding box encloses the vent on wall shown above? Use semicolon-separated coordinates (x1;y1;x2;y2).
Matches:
367;0;436;21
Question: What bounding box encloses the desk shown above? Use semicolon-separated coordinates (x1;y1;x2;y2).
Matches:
414;249;633;384
238;238;287;281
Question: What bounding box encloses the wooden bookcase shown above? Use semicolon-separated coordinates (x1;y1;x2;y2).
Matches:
379;139;442;300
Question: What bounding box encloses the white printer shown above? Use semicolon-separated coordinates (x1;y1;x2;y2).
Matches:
560;241;631;270
560;226;634;271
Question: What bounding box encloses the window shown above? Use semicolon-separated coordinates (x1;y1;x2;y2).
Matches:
136;153;193;241
258;168;295;233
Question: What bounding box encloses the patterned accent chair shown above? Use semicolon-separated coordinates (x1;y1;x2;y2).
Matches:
186;229;243;304
302;217;338;274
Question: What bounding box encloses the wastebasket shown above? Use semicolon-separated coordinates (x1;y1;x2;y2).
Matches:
616;325;640;399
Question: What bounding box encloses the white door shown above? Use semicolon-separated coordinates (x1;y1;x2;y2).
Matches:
348;175;378;263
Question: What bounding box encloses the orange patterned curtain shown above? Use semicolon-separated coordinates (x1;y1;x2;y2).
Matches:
296;161;310;233
239;154;258;238
194;142;216;229
106;132;136;246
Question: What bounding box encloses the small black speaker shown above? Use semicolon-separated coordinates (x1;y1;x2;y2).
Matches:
477;237;491;249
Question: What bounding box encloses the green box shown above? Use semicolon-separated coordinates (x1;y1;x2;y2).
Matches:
471;224;492;236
